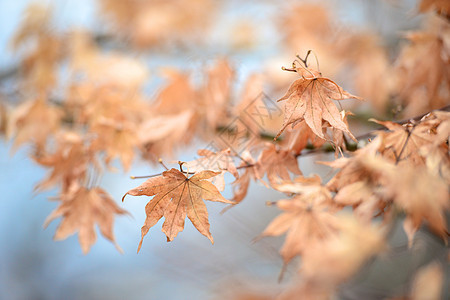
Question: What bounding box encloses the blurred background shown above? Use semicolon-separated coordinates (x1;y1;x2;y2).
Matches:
0;0;442;299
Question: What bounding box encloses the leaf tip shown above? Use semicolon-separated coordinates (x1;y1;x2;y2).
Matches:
137;239;143;253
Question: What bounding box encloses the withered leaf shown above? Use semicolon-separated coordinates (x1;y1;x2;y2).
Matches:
256;143;302;186
185;148;238;191
260;176;338;265
275;67;361;140
386;164;449;244
282;120;326;156
34;132;92;192
300;215;385;288
371;118;439;165
123;168;233;252
9;98;62;152
44;186;127;254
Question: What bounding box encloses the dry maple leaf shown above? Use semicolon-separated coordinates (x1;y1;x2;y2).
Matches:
322;136;385;192
321;138;396;222
260;176;338;265
44;186;127;254
153;69;199;115
8;98;62;152
371;118;440;165
277;215;385;300
256;143;302;186
282;120;326;156
123;168;233;252
138;110;195;160
275;61;361;140
89;118;137;170
200;59;234;130
299;215;385;294
337;33;392;113
222;150;260;211
12;3;62;92
185;148;238;191
329;110;354;157
394;20;450;117
33;131;93;192
386;164;449;244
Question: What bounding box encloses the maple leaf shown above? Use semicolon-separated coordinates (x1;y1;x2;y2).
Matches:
260;176;338;265
12;3;62;92
185;148;238;191
275;63;361;140
282;120;326;156
329;110;354;157
337;33;392;113
394;20;450;117
89;118;137;170
44;186;127;254
224;150;260;211
153;69;199;115
371;118;439;165
300;215;385;292
33;132;92;192
138;110;195;159
276;215;385;300
8;98;62;152
123;168;233;252
321;136;384;192
321;138;396;222
256;143;302;186
200;59;234;130
386;164;449;244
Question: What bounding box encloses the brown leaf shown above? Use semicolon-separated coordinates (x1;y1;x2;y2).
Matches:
387;164;449;243
8;98;62;152
394;19;450;117
153;69;199;115
34;132;92;192
200;59;234;130
260;177;337;264
256;143;302;186
300;215;385;290
44;186;127;254
282;120;326;156
185;148;238;191
138;110;195;160
270;174;328;198
275;66;361;140
227;150;260;208
123;168;233;252
89;118;137;170
371;118;440;165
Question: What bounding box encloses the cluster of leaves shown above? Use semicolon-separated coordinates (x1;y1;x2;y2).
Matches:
1;0;449;298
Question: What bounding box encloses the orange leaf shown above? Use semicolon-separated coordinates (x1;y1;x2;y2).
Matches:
44;186;127;254
123;168;233;252
275;67;361;140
